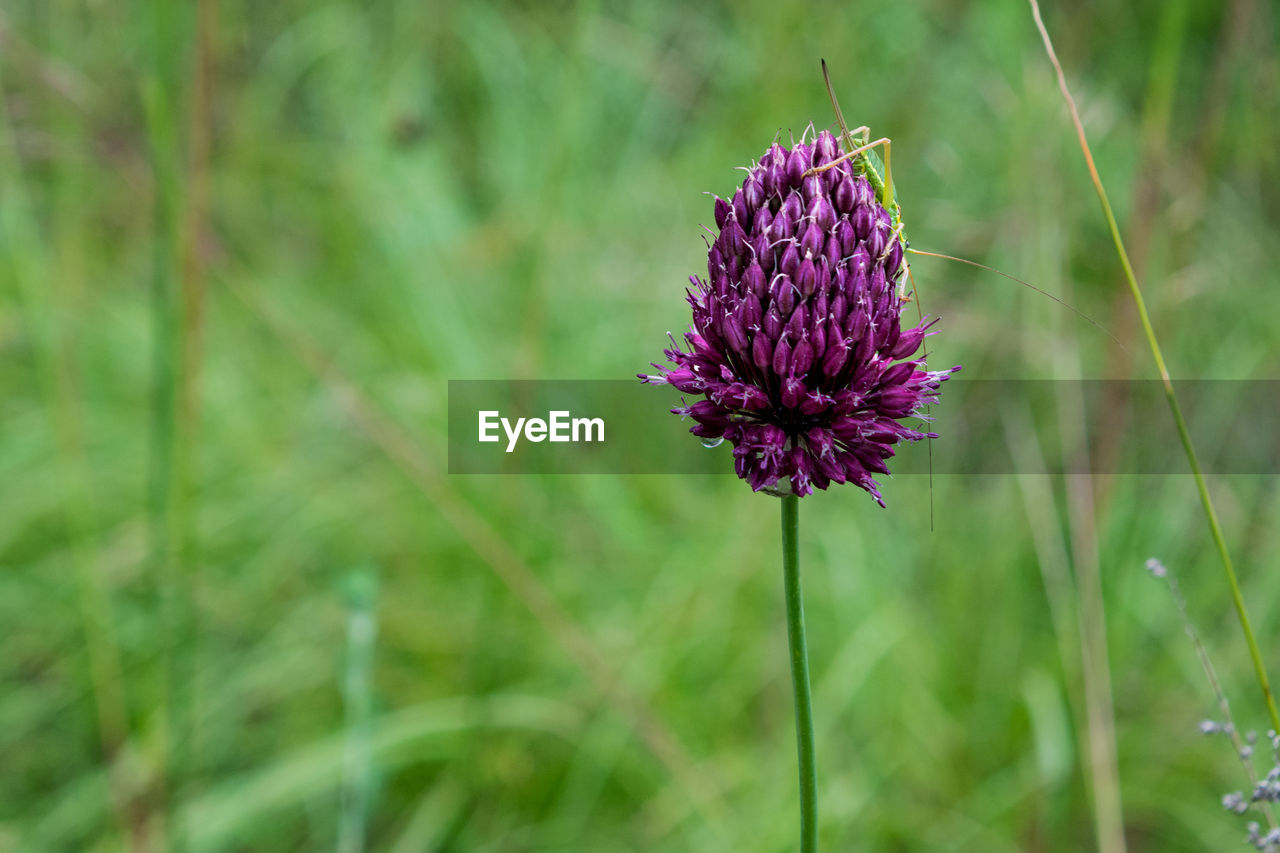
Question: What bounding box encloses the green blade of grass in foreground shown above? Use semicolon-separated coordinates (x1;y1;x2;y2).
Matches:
1027;0;1280;733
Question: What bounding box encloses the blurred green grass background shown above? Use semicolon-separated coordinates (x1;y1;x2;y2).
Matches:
3;0;1280;850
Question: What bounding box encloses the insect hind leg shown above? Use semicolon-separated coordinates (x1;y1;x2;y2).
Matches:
804;136;891;177
881;221;910;301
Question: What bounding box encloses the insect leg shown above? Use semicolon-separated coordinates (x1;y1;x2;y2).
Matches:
804;137;891;177
881;137;894;211
883;221;910;301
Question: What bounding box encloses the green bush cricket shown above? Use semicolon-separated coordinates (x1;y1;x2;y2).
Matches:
814;59;1122;343
812;59;1123;524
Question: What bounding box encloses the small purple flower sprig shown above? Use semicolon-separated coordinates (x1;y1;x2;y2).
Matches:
641;129;959;502
1218;730;1280;851
1146;558;1280;848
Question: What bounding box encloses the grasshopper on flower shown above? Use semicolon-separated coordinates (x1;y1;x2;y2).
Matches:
813;59;1120;347
809;59;912;304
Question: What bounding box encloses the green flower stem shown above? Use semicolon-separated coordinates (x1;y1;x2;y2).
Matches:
781;494;818;852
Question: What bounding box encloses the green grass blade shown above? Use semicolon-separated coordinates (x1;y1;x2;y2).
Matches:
1027;0;1280;734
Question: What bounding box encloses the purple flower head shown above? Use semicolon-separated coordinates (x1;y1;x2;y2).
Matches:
641;130;960;504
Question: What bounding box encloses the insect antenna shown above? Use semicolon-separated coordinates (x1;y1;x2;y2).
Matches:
902;259;938;531
907;248;1128;352
821;59;858;154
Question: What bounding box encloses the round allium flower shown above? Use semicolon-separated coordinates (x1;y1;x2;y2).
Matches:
641;129;960;503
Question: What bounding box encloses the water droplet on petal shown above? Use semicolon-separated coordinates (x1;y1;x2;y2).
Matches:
700;436;725;449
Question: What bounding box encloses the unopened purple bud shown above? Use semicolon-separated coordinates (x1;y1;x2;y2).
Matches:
868;217;888;259
807;195;836;232
744;174;764;213
786;304;807;340
781;190;804;224
830;416;862;441
814;131;838;166
752;205;772;236
801;174;823;202
763;143;786;170
742;261;766;297
701;309;724;347
785;146;808;187
763;300;784;340
792;337;814;376
732;190;750;227
761;145;786;196
772;335;792;377
776;274;796;314
822;336;850;376
891;324;926;360
877;316;900;355
834;177;856;214
800;222;824;258
713;271;731;299
779;242;801;279
879;361;916;387
796;256;817;297
689;421;725;439
852;443;892;475
820;161;845;193
823;233;841;268
720;219;746;258
714;196;731;229
886;237;904;278
722;311;749;354
743;291;763;328
750;232;770;264
876;386;919;418
869;266;887;301
809;316;827;359
685;399;726;423
762;166;781;199
814;255;831;288
725;251;742;282
847;305;868;342
768;209;793;243
863;424;901;444
831;289;848;326
835;219;856;257
850;243;871;271
852;204;874;241
752;329;772;368
812;288;829;321
686;332;714;358
854;177;874;208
